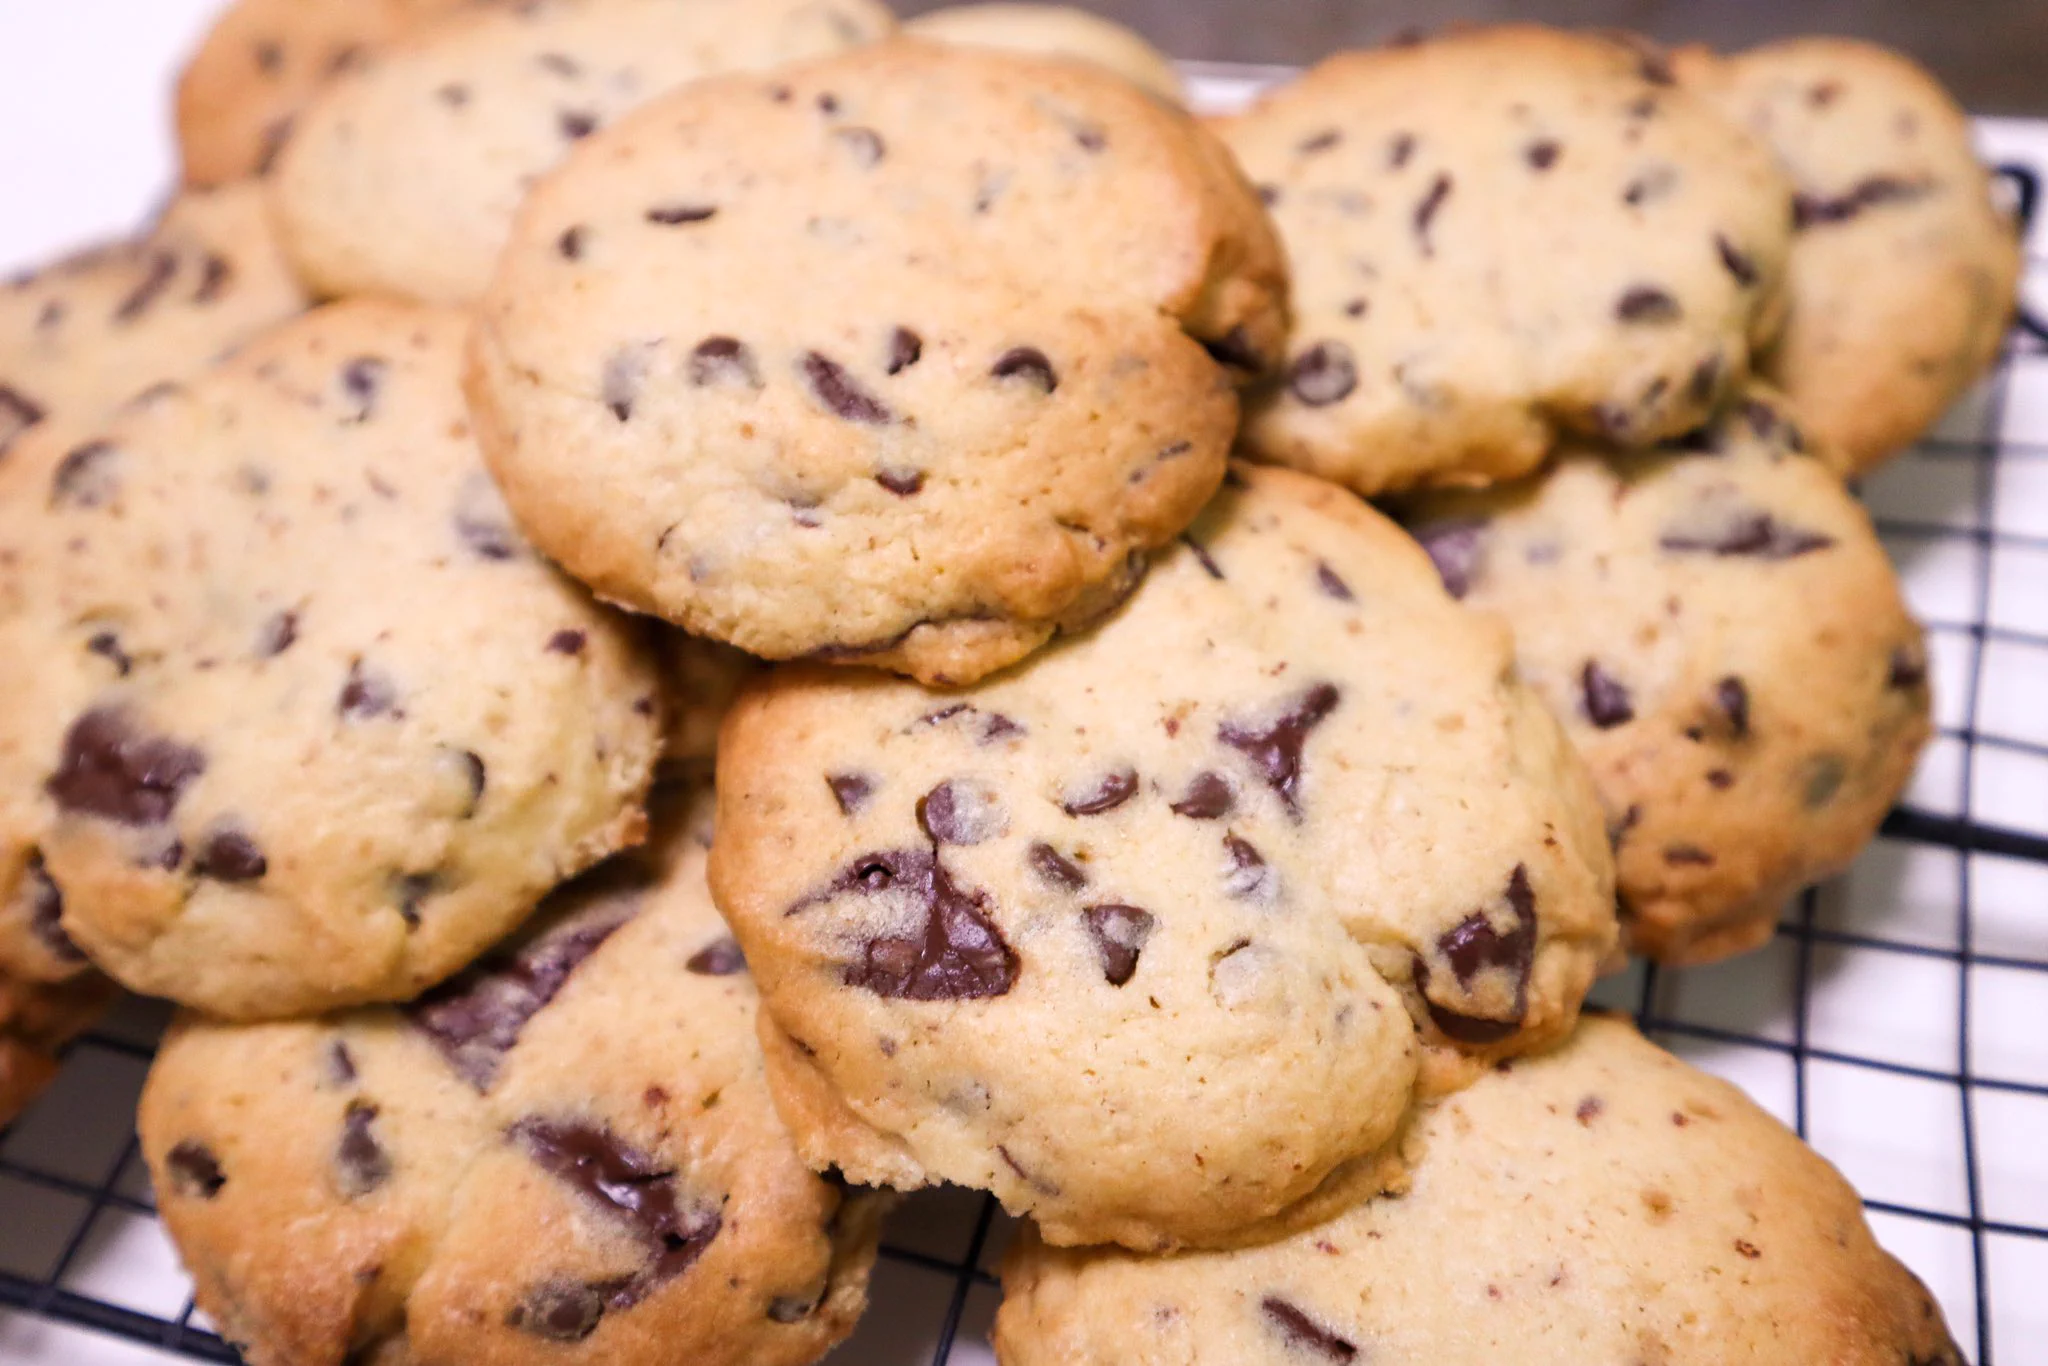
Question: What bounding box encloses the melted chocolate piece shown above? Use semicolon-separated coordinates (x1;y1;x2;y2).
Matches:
886;327;922;375
508;1280;608;1342
992;347;1057;393
1063;768;1137;817
803;352;892;423
557;109;599;139
46;708;204;825
827;772;874;815
1581;661;1635;728
1181;535;1224;580
113;250;177;323
602;347;645;421
25;854;83;962
1083;904;1154;986
685;937;746;976
1714;233;1758;287
546;629;587;656
1170;771;1233;820
0;382;45;455
1409;520;1484;599
1221;833;1272;901
1028;842;1087;891
339;357;384;422
1261;1296;1356;1362
255;610;299;658
1715;676;1750;737
1288;341;1357;407
1415;865;1536;1044
1314;562;1354;601
556;225;587;260
86;631;132;676
454;474;523;560
689;336;758;388
328;1041;358;1086
1525;138;1560;170
1202;324;1264;373
451;747;485;815
166;1140;226;1198
1793;175;1931;228
1659;509;1835;559
1615;285;1681;324
917;780;1007;845
1888;645;1929;691
338;661;399;720
876;466;926;496
513;1118;721;1295
336;1101;391;1197
1219;683;1341;813
794;849;1017;1001
195;827;267;882
49;441;120;509
1413;173;1453;255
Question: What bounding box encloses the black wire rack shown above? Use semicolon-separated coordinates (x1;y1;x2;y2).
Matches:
3;84;2046;1366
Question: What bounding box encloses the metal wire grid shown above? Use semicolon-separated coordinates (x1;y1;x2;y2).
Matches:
2;167;2045;1366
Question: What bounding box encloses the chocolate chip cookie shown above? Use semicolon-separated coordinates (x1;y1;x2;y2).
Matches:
272;0;895;304
469;38;1288;686
1678;39;2023;476
1400;390;1930;964
6;300;661;1019
995;1014;1963;1366
140;780;885;1366
904;4;1185;104
710;461;1616;1250
1215;26;1793;496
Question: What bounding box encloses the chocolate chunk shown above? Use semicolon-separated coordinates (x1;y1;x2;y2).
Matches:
557;225;587;260
193;253;232;304
46;708;203;825
1581;661;1635;728
1802;754;1847;809
1413;173;1452;255
1659;510;1835;559
835;126;885;165
558;109;598;139
339;357;385;422
1028;842;1087;891
1062;768;1137;816
255;610;299;658
166;1140;227;1199
1170;771;1233;820
1083;904;1155;986
49;440;120;509
1577;1095;1605;1124
327;1040;358;1086
86;630;132;676
797;849;1017;1001
1793;176;1931;228
1219;683;1341;813
1297;127;1342;154
0;382;44;455
1525;139;1561;170
1202;324;1263;373
802;352;892;423
1181;535;1224;580
1261;1296;1356;1362
408;904;632;1089
917;780;1007;845
451;749;486;815
1686;353;1724;405
1410;520;1484;599
1615;286;1681;324
686;937;747;976
24;854;83;963
1415;865;1535;1043
1888;644;1929;691
546;629;587;656
1714;233;1758;287
336;1101;390;1198
1706;768;1735;789
394;872;436;928
876;467;925;496
454;472;522;560
827;773;873;815
1288;341;1357;407
886;327;922;375
1314;562;1354;601
1714;676;1750;737
508;1280;607;1342
195;827;267;882
1221;833;1272;901
682;335;754;389
603;347;647;420
113;251;177;323
992;347;1057;394
1388;131;1416;167
1664;844;1715;867
338;661;399;720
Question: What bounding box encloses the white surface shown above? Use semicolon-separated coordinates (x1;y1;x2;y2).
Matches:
2;11;2047;1366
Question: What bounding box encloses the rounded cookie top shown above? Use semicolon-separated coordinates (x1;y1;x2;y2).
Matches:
1679;39;2023;476
469;38;1288;686
994;1014;1963;1366
710;461;1616;1251
904;4;1185;103
272;0;896;304
140;782;885;1366
1215;25;1793;496
1400;391;1930;964
6;300;661;1019
176;0;476;187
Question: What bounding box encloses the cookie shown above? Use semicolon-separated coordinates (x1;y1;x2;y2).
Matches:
1400;390;1930;963
140;780;886;1366
272;0;896;304
0;967;117;1127
904;4;1185;104
1678;39;2023;477
995;1014;1963;1366
175;0;475;186
1214;26;1793;496
710;460;1616;1250
469;38;1288;686
1;300;661;1019
658;631;762;771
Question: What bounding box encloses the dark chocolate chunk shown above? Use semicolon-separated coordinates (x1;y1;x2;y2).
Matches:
336;1101;391;1198
992;347;1057;394
1083;904;1155;986
556;224;587;260
255;610;299;658
1181;535;1224;580
1221;833;1272;901
1793;175;1931;228
1663;843;1715;866
917;780;1007;846
113;251;177;323
1887;644;1929;691
1415;865;1535;1043
339;357;385;422
1659;510;1835;559
802;352;892;423
514;1117;721;1297
1714;233;1758;287
603;347;647;421
681;336;757;390
557;108;598;139
686;937;747;976
1714;676;1750;737
195;827;267;882
546;629;587;656
0;382;44;455
394;872;436;928
24;854;82;963
1170;771;1233;820
1219;683;1341;813
1288;341;1357;407
86;630;132;676
451;749;486;815
1388;131;1416;167
1581;661;1635;728
1261;1296;1356;1362
328;1041;358;1086
1314;562;1354;601
886;327;922;375
49;440;120;509
1413;173;1452;254
1525;139;1561;170
827;773;874;815
876;467;925;496
1615;286;1681;324
193;253;232;304
454;472;522;560
1297;127;1342;154
1410;520;1484;599
1062;768;1137;816
338;660;399;720
1028;842;1088;892
46;708;203;825
508;1280;607;1342
166;1140;226;1199
794;849;1017;1001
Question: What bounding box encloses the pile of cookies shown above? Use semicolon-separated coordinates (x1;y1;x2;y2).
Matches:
0;2;2019;1362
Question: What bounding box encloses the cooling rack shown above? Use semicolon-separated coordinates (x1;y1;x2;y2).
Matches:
3;63;2047;1366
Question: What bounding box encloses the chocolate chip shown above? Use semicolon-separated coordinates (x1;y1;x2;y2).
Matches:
876;467;925;496
796;849;1017;1001
546;629;587;656
255;610;298;658
394;872;436;928
1581;662;1634;728
1388;132;1416;168
451;749;486;815
408;904;632;1089
1659;510;1835;559
254;115;294;175
1664;844;1715;866
686;937;747;976
1028;842;1087;891
1342;298;1369;319
1219;683;1341;814
336;1101;390;1198
338;660;399;720
1170;771;1233;820
1314;562;1354;601
802;352;892;423
1622;165;1676;207
1888;644;1929;691
557;109;598;139
1062;768;1137;816
1261;1296;1356;1362
86;630;132;676
1714;234;1758;287
602;347;647;420
1288;341;1357;407
339;357;385;422
1415;865;1535;1044
1298;128;1341;154
1576;1095;1604;1124
992;347;1057;394
1706;769;1735;789
835;126;885;166
1413;173;1452;254
328;1041;358;1086
1615;286;1681;324
437;82;471;108
1714;676;1750;737
1410;520;1484;599
0;382;44;455
49;441;120;509
689;336;758;388
195;827;267;882
166;1140;226;1198
827;773;873;815
193;254;232;305
1221;833;1273;901
557;225;587;260
1525;139;1561;171
886;327;923;375
1793;176;1931;228
1083;904;1154;986
1202;324;1264;373
1181;535;1224;580
24;853;82;963
46;708;204;825
508;1280;606;1342
113;251;177;323
917;780;1007;845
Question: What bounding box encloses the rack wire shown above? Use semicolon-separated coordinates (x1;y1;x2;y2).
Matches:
3;81;2047;1366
